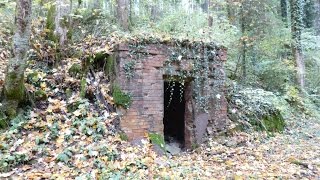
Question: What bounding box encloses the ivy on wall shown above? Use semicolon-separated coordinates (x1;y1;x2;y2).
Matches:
122;37;225;112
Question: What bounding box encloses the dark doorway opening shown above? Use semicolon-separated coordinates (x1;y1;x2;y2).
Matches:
163;81;185;145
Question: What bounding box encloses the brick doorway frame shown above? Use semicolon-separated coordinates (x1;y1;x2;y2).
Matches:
163;77;194;149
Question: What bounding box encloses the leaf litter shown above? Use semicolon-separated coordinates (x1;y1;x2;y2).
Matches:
0;37;319;179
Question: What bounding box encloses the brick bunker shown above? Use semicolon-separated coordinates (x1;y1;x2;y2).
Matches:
111;39;228;148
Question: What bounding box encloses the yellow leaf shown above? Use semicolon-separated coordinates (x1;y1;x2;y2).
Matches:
56;135;64;145
225;160;233;166
73;109;82;117
46;106;53;113
142;157;153;165
288;156;297;162
234;175;244;180
40;82;47;89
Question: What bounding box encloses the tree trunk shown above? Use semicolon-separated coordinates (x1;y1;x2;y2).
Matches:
200;0;209;13
199;0;213;27
290;0;306;91
303;0;315;28
93;0;101;9
150;0;162;23
207;0;213;27
280;0;288;24
226;0;236;25
293;49;305;89
117;0;129;31
240;4;247;82
55;0;70;46
314;0;320;34
2;0;32;119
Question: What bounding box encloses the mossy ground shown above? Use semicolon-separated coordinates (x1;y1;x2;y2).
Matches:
262;113;285;132
112;85;131;108
0;111;8;128
148;133;166;151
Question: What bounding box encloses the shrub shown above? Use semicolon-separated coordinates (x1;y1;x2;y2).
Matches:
227;83;287;132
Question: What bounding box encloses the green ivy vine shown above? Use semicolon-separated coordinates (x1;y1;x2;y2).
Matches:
123;37;224;112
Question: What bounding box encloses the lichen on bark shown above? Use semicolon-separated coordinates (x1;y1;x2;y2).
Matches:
1;0;32;124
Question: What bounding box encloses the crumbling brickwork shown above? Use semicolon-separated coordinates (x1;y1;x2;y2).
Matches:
113;41;228;148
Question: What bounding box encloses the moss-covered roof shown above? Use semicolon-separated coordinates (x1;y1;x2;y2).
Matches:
75;33;226;59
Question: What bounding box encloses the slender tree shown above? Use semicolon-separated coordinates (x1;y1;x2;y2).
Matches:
314;0;320;34
55;0;70;46
281;0;288;24
240;3;247;81
117;0;129;31
2;0;32;119
199;0;213;27
303;0;315;28
226;0;237;25
290;0;306;91
93;0;101;9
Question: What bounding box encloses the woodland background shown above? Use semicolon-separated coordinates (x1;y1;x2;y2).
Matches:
0;0;319;179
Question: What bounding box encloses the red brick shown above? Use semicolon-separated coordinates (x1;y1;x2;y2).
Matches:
115;42;228;146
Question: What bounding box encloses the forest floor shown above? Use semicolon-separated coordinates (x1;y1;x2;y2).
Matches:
0;58;319;179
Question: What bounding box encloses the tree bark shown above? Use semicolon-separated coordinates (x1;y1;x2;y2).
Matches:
240;4;247;81
303;0;315;28
93;0;101;9
293;49;305;90
207;0;213;27
226;0;236;25
2;0;32;118
55;0;70;46
290;0;306;91
150;1;162;23
199;0;213;27
280;0;288;24
314;0;320;34
117;0;129;31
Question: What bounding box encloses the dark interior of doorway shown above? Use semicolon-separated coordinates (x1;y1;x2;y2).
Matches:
163;81;185;145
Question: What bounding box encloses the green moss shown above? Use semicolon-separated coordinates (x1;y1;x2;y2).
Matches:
1;72;25;122
27;71;40;85
0;112;8;129
46;4;58;42
67;100;82;113
119;132;128;141
105;55;115;79
34;90;47;101
4;73;25;101
60;15;69;28
94;52;106;62
65;88;72;99
82;58;91;75
80;78;86;98
250;112;285;133
112;85;131;108
67;28;73;41
262;113;285;132
3;101;18;120
191;143;199;149
68;63;82;78
148;133;166;151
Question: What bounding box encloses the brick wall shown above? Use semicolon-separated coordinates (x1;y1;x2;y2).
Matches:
113;41;228;147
